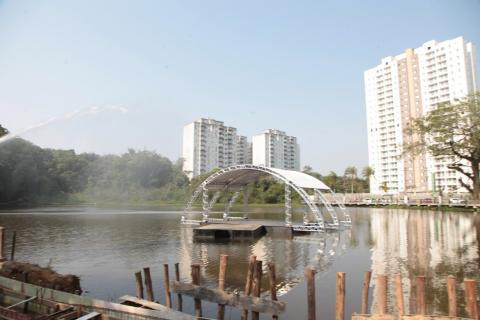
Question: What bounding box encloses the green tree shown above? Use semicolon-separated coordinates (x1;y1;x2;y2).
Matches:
344;166;357;193
361;166;375;192
0;124;8;138
405;92;480;199
380;181;389;194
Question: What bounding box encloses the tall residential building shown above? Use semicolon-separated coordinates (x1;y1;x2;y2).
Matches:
182;118;238;178
252;129;300;170
365;36;478;194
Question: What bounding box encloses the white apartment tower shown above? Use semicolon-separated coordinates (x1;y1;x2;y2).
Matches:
365;36;477;194
252;129;300;170
182;118;238;178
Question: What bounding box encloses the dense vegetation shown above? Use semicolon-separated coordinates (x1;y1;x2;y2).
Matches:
0;127;370;207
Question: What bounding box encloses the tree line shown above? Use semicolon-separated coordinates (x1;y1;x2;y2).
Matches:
0;127;370;207
2;91;478;205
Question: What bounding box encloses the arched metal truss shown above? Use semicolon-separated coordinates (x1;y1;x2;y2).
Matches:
182;164;350;231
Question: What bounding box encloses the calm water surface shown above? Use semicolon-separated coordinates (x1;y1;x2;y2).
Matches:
0;207;479;319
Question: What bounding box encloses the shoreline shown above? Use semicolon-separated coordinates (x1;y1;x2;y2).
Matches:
0;202;478;213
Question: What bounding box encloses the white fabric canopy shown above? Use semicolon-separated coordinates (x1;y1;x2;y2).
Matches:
270;167;331;190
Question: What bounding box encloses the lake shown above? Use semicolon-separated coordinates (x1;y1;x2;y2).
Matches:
0;207;478;319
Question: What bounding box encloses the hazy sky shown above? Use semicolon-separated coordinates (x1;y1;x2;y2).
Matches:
1;1;479;174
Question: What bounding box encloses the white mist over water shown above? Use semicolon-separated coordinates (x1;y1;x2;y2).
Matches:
0;106;128;145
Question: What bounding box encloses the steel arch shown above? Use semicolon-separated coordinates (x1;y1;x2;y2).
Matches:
184;164;326;226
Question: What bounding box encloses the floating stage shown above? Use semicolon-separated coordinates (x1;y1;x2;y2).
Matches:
194;223;266;239
191;220;330;239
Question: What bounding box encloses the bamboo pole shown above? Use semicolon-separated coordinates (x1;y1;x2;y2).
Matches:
134;271;144;299
446;275;456;317
376;274;387;315
336;272;346;320
10;231;16;261
191;264;202;318
163;264;172;308
143;267;154;302
217;255;228;320
241;255;256;320
174;263;182;311
306;267;317;320
361;271;372;314
268;262;278;320
251;260;263;320
394;273;405;316
0;226;6;262
464;279;478;320
416;275;426;315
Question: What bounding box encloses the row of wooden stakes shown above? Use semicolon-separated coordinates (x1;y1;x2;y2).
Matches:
133;255;479;320
134;255;283;320
305;268;479;320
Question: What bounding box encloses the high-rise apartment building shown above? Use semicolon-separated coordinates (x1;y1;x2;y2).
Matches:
365;36;477;194
252;129;300;170
182;118;238;179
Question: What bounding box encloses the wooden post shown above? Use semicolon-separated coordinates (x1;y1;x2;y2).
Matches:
268;262;278;320
446;275;456;317
22;272;29;313
394;273;405;316
217;255;228;320
306;267;317;320
361;271;372;314
416;275;426;315
0;226;6;262
251;260;263;320
336;272;345;320
163;264;172;308
143;267;154;302
191;264;202;318
174;263;182;311
464;279;478;320
241;255;256;320
376;274;387;315
10;231;16;261
134;271;144;299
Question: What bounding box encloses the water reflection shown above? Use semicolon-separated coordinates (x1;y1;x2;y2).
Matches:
368;209;479;316
0;208;478;319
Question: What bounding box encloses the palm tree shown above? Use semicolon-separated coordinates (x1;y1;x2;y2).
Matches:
362;166;375;192
344;166;357;193
0;124;8;138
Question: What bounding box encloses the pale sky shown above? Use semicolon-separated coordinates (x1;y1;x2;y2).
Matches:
1;0;479;174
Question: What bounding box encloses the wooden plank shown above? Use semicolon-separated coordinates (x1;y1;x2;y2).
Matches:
74;312;100;320
170;281;285;314
0;276;196;320
6;296;37;309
